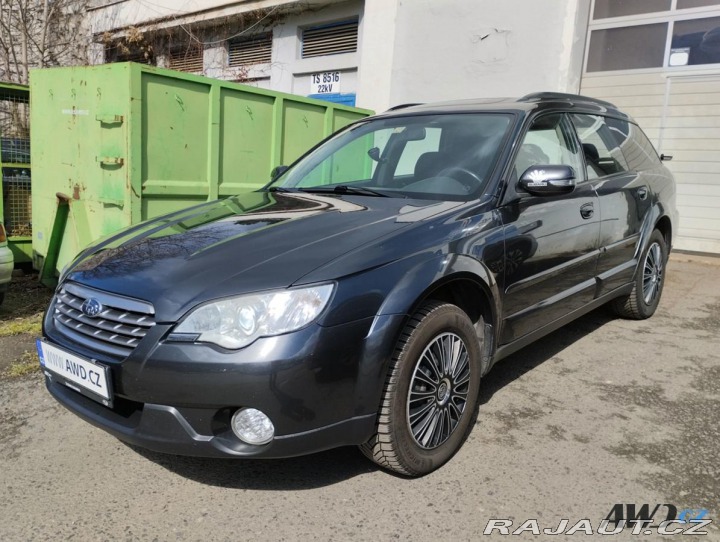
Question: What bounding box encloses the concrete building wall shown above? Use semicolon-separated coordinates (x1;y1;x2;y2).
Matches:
88;0;315;34
89;0;592;113
357;0;591;112
270;1;361;96
88;0;362;98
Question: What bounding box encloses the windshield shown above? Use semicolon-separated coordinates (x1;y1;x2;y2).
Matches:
269;113;513;201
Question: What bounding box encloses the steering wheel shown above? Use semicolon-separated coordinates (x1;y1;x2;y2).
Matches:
436;167;483;193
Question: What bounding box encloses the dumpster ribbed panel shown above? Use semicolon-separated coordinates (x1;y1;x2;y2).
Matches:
229;34;272;66
30;63;373;280
53;282;155;358
302;21;358;58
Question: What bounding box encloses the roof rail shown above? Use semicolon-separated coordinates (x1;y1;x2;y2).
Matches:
385;103;424;111
518;92;617;109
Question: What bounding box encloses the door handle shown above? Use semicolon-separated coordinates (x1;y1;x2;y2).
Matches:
580;202;594;219
638;187;648;200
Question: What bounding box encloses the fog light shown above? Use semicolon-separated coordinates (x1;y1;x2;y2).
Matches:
231;408;274;445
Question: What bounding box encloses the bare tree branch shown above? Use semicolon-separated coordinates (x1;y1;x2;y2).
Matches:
0;0;88;84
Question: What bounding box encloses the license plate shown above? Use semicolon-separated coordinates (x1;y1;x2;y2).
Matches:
37;339;113;407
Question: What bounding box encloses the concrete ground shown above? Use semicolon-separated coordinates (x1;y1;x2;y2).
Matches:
0;256;718;541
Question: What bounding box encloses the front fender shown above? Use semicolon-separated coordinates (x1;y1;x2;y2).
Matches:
377;252;501;325
346;252;501;422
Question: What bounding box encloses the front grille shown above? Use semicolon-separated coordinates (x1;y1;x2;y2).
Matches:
53;282;155;358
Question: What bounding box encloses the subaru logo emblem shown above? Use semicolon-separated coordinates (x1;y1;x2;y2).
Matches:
80;298;103;318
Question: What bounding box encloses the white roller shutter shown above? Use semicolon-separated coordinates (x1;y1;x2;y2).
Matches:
582;72;720;254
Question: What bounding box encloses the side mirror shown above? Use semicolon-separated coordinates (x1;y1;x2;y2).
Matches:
518;165;576;196
368;147;385;163
270;165;289;180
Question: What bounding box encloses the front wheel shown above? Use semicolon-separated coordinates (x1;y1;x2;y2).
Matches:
360;301;482;476
612;229;668;319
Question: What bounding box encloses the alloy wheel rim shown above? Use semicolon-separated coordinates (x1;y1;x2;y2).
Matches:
407;332;471;449
642;242;663;305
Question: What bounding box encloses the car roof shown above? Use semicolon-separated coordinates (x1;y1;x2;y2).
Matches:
375;92;631;121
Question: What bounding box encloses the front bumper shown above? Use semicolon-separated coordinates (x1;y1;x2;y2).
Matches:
42;311;406;458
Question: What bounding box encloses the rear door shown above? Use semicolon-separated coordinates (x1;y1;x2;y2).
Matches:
498;113;601;344
569;114;653;294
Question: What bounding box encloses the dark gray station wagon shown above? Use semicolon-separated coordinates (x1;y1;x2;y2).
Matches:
38;92;677;476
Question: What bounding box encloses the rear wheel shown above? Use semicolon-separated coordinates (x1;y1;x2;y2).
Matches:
612;229;668;319
360;301;482;476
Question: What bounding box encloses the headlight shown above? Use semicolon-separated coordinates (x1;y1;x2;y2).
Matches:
173;284;334;349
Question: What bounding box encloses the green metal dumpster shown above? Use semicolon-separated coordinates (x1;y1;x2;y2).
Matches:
30;62;372;283
0;82;33;265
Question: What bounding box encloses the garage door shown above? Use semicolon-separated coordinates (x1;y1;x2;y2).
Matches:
661;75;720;254
582;72;720;254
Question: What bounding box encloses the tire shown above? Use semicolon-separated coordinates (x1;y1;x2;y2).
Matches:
612;229;668;320
360;301;482;476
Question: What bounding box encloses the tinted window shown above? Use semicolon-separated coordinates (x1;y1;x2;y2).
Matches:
593;0;671;19
514;114;583;180
273;114;513;201
586;24;668;71
605;117;662;171
570;114;629;178
671;17;720;67
677;0;720;9
395;128;442;175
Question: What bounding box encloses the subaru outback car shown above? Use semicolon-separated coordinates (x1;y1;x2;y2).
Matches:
38;93;677;476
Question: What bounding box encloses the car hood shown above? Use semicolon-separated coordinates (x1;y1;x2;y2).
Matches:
66;191;462;321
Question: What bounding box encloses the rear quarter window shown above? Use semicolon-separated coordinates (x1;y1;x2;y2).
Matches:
570;113;629;179
605;117;662;171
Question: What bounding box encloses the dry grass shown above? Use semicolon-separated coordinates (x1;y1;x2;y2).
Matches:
5;350;39;377
0;274;52;337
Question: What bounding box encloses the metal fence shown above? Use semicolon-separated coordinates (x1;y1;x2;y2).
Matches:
0;86;31;239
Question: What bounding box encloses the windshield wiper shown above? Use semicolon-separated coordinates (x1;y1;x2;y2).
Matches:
299;185;390;197
267;186;298;193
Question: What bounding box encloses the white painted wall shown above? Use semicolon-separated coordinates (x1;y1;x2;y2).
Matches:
89;0;592;113
89;0;362;99
357;0;591;112
269;0;361;96
88;0;334;34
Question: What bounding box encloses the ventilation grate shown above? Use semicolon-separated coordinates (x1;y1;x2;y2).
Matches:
302;20;358;58
229;34;272;67
169;47;204;73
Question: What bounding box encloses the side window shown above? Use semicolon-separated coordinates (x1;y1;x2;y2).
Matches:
395;128;442;176
514;114;584;180
605;117;661;171
570;114;630;179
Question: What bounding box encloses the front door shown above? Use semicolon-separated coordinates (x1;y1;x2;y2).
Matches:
497;113;601;344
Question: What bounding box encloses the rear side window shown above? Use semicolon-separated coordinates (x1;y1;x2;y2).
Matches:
570;114;629;179
605;117;662;171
